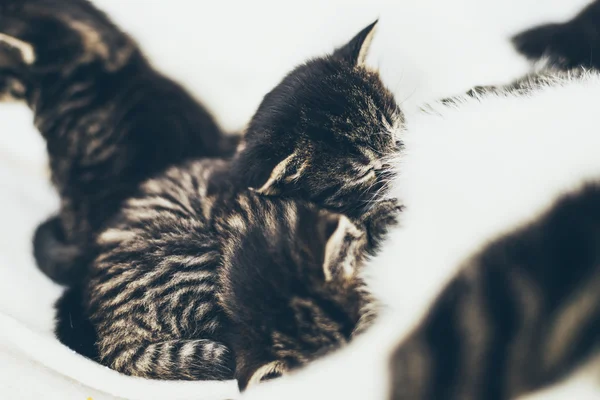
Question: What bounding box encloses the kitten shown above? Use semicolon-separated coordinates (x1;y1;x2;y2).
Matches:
84;159;369;385
231;20;403;252
513;0;600;70
0;0;239;285
239;68;600;400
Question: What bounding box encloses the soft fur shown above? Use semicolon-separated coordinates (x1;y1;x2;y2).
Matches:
240;71;600;400
231;21;403;251
0;0;238;363
0;0;238;285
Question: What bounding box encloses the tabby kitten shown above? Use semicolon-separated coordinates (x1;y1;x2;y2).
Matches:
231;20;403;252
0;0;238;285
85;159;370;385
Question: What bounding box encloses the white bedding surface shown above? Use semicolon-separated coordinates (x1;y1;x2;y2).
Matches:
0;1;592;398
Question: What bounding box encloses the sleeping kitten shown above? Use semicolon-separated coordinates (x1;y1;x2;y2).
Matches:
0;0;238;285
231;20;403;252
85;159;369;385
239;68;600;400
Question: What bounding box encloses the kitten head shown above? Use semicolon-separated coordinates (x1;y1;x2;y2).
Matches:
0;0;135;75
219;195;371;390
232;21;403;219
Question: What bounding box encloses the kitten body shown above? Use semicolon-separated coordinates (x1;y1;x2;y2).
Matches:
240;71;600;400
0;0;238;285
82;158;369;384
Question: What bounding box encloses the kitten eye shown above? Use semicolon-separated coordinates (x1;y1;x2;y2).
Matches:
354;167;376;184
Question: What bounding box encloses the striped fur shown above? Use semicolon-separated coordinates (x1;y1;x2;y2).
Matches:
389;183;600;400
231;21;403;252
0;0;238;285
83;159;370;382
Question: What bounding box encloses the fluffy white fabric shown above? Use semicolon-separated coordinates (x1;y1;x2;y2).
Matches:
0;0;594;399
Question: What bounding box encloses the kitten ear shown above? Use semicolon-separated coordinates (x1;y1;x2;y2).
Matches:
251;152;302;196
241;361;286;390
0;33;36;65
333;19;378;67
318;212;365;282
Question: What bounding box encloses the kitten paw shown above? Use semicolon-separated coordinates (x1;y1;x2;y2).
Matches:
360;198;403;252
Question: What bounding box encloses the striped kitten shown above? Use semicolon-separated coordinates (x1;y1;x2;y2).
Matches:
85;159;369;385
0;0;238;285
232;20;403;252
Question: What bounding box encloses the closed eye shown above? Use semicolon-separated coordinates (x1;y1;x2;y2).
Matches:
354;167;376;184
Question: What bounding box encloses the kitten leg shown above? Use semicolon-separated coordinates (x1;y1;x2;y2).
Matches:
101;339;234;381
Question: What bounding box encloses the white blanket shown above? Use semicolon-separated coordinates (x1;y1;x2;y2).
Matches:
0;0;591;398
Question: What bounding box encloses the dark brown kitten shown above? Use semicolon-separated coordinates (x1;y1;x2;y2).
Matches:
231;21;403;252
0;0;238;285
82;159;370;383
